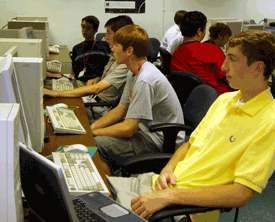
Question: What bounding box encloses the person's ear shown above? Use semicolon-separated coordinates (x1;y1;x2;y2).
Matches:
254;61;265;77
126;46;134;57
218;34;223;41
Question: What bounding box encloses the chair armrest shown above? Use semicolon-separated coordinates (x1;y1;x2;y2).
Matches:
120;153;173;176
149;123;193;134
149;123;193;153
84;102;112;107
149;205;222;222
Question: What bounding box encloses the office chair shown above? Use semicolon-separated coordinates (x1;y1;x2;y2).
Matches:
96;33;106;41
84;92;122;119
147;38;160;63
159;47;172;76
119;85;238;222
169;70;209;107
271;74;275;99
120;85;219;175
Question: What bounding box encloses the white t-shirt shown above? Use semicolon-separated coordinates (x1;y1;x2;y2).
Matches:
161;24;180;50
167;32;184;54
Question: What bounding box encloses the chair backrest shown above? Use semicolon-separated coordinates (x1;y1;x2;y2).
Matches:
271;75;275;99
159;47;172;76
147;38;160;63
169;70;209;107
95;33;106;41
183;85;219;129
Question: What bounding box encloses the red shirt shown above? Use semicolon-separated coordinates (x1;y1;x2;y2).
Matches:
171;41;230;94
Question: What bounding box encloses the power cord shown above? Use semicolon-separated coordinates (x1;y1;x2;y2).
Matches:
1;17;17;29
138;0;146;13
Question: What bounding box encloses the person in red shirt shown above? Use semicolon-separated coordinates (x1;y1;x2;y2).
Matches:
171;11;231;94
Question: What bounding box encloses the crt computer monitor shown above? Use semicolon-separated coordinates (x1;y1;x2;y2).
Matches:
222;20;244;37
202;18;238;42
0;103;24;222
0;38;46;79
13;56;45;152
243;24;265;32
0;54;32;149
2;47;44;152
18;26;34;39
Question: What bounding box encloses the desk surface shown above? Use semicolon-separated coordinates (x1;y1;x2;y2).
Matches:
47;45;72;73
43;97;111;197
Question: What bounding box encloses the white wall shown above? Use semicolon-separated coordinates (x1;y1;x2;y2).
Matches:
0;0;275;51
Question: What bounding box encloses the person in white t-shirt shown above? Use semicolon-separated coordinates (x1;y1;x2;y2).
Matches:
160;10;187;50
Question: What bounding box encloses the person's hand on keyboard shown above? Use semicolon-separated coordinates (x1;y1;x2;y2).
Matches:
44;88;59;97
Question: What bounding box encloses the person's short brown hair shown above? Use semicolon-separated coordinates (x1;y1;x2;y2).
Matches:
228;30;275;80
209;22;232;40
174;10;187;25
105;15;134;33
82;15;99;31
113;25;149;58
180;11;207;37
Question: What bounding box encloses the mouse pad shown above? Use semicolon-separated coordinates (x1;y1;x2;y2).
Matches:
47;145;97;161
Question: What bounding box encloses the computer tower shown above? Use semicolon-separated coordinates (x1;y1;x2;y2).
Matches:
0;103;24;222
13;57;44;152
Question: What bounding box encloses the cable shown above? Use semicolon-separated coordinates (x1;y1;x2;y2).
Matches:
1;17;17;29
138;0;146;13
1;24;8;29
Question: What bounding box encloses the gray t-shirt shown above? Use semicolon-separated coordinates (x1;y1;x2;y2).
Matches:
120;61;185;149
98;54;128;103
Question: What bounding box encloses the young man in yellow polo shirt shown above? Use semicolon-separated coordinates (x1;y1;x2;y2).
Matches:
106;30;275;222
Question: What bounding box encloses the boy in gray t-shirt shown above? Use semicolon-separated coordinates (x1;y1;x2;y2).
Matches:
91;25;185;175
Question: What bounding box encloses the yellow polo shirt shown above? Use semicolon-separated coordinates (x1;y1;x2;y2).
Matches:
152;89;275;220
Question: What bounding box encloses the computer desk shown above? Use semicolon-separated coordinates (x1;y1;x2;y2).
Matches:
47;45;72;73
42;97;112;198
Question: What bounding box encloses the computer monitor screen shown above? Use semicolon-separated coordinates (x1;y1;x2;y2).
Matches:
0;54;31;148
223;20;243;37
18;27;34;39
27;30;34;39
265;26;275;34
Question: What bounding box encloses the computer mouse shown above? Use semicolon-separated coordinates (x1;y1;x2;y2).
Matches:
63;144;88;153
58;76;70;82
52;103;68;108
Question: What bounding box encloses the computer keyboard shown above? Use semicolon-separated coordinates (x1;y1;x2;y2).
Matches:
72;198;105;221
47;60;62;73
46;106;86;134
52;152;110;197
52;79;74;91
49;45;60;54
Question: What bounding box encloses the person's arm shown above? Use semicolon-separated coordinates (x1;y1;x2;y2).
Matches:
131;182;254;218
43;79;111;98
155;141;191;191
90;103;140;138
86;77;101;86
